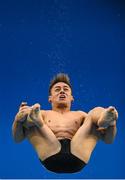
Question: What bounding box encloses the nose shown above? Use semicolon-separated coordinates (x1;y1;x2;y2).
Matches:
60;89;65;94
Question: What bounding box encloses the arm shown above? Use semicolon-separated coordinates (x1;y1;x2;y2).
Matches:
12;103;44;142
12;118;26;143
12;102;31;143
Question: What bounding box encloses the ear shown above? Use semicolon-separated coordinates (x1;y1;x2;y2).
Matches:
48;96;52;103
71;95;74;102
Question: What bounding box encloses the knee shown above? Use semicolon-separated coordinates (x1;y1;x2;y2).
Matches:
88;107;105;123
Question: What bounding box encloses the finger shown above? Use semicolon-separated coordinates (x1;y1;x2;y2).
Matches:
110;121;116;126
18;108;31;116
97;127;106;131
19;108;32;115
16;111;28;122
19;106;32;111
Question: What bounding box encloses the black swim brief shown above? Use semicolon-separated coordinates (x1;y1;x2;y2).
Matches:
40;139;86;173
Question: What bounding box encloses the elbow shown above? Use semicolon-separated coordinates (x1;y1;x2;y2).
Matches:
104;138;115;144
105;141;113;144
12;124;25;143
12;131;24;143
13;137;22;143
13;136;25;143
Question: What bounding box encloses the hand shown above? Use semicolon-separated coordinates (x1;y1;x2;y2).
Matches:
15;102;32;123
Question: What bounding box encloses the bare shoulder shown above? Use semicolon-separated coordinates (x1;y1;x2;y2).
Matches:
71;110;88;125
40;110;52;117
40;110;47;118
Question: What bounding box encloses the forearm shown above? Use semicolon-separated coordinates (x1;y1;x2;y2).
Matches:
12;120;26;143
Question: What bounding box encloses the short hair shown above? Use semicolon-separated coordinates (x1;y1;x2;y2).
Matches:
49;73;72;95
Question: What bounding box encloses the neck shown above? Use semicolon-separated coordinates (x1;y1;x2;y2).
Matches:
52;104;70;114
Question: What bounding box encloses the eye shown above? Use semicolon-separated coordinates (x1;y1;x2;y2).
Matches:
64;89;69;92
55;88;60;92
64;88;69;91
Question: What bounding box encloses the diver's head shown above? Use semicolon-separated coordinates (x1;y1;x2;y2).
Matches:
48;73;74;110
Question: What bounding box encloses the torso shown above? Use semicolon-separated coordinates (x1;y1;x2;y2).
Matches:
43;110;86;140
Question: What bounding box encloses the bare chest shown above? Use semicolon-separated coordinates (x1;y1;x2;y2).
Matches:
44;111;83;133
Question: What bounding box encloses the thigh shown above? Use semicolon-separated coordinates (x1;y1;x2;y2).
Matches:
27;125;61;160
71;117;98;163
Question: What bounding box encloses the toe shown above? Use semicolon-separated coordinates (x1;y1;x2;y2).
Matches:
108;106;115;112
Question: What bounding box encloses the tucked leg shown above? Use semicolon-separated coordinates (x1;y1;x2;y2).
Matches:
71;107;118;163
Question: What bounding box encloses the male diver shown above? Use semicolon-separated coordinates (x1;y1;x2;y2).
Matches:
12;73;118;173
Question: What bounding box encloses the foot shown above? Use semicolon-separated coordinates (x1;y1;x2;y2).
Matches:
97;106;118;129
27;103;43;128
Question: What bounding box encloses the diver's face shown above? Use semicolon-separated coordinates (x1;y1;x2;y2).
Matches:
49;82;74;105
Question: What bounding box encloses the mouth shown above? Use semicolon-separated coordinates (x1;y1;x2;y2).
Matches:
59;95;66;100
